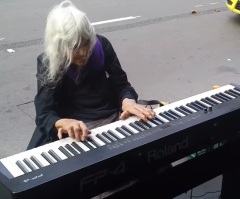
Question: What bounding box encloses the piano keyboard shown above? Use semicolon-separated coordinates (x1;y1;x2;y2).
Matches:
1;83;240;179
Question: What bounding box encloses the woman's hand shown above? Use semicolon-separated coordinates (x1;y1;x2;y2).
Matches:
119;98;156;121
55;119;91;141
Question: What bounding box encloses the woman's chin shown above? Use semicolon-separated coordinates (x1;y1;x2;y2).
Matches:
73;61;87;67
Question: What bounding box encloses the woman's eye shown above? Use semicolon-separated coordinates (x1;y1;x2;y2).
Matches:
73;45;79;51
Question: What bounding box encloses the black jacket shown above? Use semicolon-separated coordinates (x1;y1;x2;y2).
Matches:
27;35;138;149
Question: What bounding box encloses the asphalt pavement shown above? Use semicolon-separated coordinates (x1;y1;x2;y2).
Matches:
1;1;240;198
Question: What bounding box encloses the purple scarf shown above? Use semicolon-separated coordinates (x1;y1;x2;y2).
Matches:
66;38;105;84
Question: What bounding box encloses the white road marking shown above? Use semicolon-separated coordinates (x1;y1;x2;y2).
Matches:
91;16;141;26
7;49;15;53
210;2;219;5
195;1;221;7
0;38;4;41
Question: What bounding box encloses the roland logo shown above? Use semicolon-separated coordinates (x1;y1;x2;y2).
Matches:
147;136;189;163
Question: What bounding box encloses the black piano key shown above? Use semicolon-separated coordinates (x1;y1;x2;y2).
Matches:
87;137;100;147
41;152;55;164
215;94;228;102
48;149;62;162
116;127;131;137
211;95;225;103
16;160;31;173
82;141;96;149
179;105;193;114
96;133;111;144
229;89;240;96
186;103;200;111
23;158;38;171
216;93;230;102
205;97;219;105
194;101;208;109
225;90;238;98
102;132;117;142
59;146;73;158
223;92;235;99
201;98;216;106
234;87;240;93
218;93;232;100
159;113;173;121
129;122;144;132
108;130;122;139
175;107;189;115
168;110;182;118
65;144;79;155
121;125;135;135
140;120;153;128
134;121;149;130
164;111;178;120
148;118;162;125
71;142;84;153
190;102;203;110
30;156;44;168
155;115;166;123
151;117;164;124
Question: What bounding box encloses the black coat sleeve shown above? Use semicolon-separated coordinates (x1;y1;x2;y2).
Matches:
98;35;138;105
34;54;61;139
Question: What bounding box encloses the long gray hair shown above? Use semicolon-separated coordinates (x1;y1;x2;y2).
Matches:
42;0;96;85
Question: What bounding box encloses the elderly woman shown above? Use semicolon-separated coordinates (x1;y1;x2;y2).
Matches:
27;0;155;149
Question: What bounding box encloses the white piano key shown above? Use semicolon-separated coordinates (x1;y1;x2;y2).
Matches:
48;141;68;160
122;117;144;133
109;129;125;139
23;158;38;171
170;109;186;117
86;140;97;148
39;143;58;163
15;152;35;172
96;120;127;139
7;154;31;174
197;100;211;107
124;123;140;134
16;160;31;174
156;114;170;123
96;133;111;144
208;96;222;104
110;123;129;137
29;147;51;167
222;92;235;99
115;127;132;136
64;137;90;152
225;91;239;98
233;88;240;94
0;158;24;177
88;131;106;146
180;105;197;113
141;119;157;128
58;138;79;156
11;148;40;170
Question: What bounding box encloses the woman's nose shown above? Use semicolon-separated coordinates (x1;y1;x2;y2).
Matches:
79;48;88;56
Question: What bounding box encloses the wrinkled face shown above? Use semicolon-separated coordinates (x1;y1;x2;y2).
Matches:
71;39;92;67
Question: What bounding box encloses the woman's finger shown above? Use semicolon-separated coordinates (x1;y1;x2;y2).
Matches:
119;110;131;120
57;128;64;140
74;125;82;142
78;121;90;141
67;126;75;139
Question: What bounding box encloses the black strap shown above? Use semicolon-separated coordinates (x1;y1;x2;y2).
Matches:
137;100;164;109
